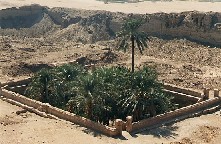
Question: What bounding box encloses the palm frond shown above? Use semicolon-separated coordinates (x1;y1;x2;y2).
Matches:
135;38;144;54
116;18;149;56
117;36;130;52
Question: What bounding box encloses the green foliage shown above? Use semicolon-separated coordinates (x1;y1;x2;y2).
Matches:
25;64;84;108
117;18;149;53
67;73;104;121
117;18;149;72
54;64;85;81
66;67;129;124
67;66;174;123
25;64;174;124
119;67;173;121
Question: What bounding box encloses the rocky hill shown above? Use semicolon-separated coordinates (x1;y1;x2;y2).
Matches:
0;5;221;46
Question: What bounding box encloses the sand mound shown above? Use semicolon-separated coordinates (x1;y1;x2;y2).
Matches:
2;62;53;77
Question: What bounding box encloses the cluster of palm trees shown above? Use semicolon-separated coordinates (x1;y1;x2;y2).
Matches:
25;64;85;109
25;64;174;124
25;18;175;124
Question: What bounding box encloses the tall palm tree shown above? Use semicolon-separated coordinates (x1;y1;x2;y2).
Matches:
117;18;149;72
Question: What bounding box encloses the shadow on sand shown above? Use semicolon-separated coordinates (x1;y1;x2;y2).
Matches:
77;121;178;141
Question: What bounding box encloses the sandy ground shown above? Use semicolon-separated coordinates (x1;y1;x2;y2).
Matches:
1;0;221;13
1;98;221;144
1;0;221;143
1;36;221;90
1;36;221;144
0;99;114;144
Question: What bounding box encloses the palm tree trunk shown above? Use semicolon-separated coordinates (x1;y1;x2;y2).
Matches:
131;35;135;73
44;80;48;103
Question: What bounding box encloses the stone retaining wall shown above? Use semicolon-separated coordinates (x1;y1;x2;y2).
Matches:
2;78;31;95
163;83;202;98
164;89;201;107
0;88;122;137
128;96;221;133
1;80;220;137
2;77;31;86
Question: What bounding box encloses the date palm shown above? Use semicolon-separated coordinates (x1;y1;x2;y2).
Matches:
25;69;59;104
118;67;173;121
117;18;149;72
66;74;104;121
25;64;84;108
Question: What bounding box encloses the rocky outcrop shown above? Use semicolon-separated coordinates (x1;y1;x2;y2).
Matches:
0;5;220;46
46;9;221;46
0;4;48;29
141;11;221;46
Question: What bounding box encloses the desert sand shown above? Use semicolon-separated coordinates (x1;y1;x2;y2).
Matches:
1;98;221;144
1;0;221;144
1;0;221;13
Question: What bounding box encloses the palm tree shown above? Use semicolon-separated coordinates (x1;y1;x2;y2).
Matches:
66;73;104;121
118;67;174;121
25;69;54;103
25;64;87;108
54;64;85;81
66;66;130;124
117;18;149;72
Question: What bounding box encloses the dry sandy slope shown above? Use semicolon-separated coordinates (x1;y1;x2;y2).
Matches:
1;36;221;90
1;0;221;13
1;37;221;143
1;31;221;144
